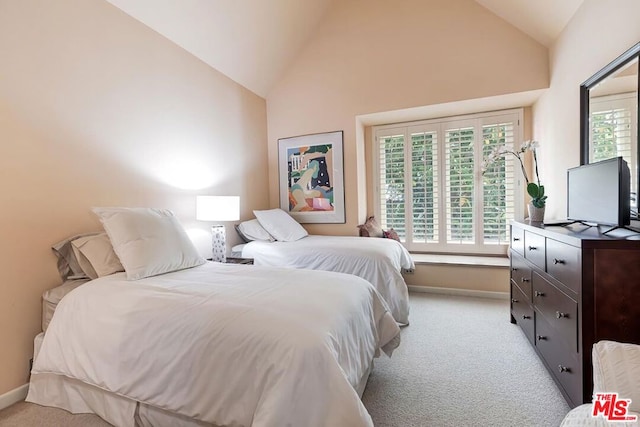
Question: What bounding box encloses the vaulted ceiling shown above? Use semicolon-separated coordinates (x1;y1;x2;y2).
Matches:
106;0;584;98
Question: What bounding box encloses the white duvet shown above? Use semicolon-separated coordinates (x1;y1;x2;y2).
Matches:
30;262;400;427
242;235;414;324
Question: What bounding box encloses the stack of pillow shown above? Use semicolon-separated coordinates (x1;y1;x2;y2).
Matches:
91;207;205;280
45;207;208;331
53;208;206;282
236;208;308;243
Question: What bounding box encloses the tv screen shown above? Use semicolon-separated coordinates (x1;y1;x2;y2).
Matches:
567;157;631;226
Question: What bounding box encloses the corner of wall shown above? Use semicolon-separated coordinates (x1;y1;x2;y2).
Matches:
355;117;367;223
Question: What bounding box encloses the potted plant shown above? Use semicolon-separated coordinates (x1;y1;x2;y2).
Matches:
483;140;547;222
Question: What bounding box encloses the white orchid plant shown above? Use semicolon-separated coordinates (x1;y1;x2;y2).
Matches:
482;140;547;208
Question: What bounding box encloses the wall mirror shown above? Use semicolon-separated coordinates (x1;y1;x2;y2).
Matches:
580;42;640;219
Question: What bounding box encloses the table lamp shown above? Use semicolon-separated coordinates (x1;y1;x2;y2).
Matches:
196;196;240;262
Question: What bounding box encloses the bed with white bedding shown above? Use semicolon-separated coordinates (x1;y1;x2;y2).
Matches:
241;235;413;324
28;261;401;426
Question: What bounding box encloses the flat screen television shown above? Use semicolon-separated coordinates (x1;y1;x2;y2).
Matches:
567;157;631;227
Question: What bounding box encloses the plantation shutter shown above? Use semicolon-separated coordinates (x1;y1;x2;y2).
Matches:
373;109;523;255
445;125;475;244
411;130;439;243
378;132;406;240
481;121;516;245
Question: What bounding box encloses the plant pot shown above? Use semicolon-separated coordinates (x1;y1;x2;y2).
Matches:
528;203;545;222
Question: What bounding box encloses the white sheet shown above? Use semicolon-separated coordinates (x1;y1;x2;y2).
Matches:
242;235;414;324
29;262;400;427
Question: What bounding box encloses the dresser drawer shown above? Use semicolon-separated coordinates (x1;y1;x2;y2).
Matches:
510;251;532;301
532;272;578;352
524;231;546;270
511;282;535;346
535;315;582;406
546;238;581;294
511;225;525;256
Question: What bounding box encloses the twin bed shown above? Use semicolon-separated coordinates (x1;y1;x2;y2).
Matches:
238;235;413;325
235;208;414;325
27;207;404;426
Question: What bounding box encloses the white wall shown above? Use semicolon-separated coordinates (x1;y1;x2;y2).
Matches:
533;0;640;219
0;0;268;395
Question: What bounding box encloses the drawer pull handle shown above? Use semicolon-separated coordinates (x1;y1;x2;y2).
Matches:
558;365;571;373
556;311;569;319
513;237;521;241
511;298;518;303
537;335;547;341
534;291;545;297
553;258;565;265
512;267;518;272
521;278;530;283
528;246;537;251
522;315;531;320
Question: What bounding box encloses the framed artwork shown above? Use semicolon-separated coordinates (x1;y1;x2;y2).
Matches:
278;130;345;223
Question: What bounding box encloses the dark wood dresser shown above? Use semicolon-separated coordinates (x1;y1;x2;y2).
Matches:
509;220;640;407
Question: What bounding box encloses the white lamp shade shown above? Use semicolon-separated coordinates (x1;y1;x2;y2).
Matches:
196;196;240;221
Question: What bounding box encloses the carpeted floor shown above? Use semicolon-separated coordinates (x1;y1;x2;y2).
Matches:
0;292;570;426
361;292;570;426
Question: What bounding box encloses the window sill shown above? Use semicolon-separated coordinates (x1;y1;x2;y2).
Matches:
410;253;509;268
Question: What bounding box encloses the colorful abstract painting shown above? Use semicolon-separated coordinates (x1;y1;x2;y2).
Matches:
278;131;345;223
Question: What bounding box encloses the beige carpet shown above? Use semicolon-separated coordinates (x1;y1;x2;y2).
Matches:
0;400;110;426
361;292;570;426
0;292;570;426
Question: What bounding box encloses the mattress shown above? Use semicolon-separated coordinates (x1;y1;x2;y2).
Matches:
41;279;89;332
33;332;44;362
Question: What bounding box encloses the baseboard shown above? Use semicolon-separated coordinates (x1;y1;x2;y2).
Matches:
0;383;28;411
408;285;509;300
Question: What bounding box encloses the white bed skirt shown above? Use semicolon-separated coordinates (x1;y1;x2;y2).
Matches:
27;372;215;426
28;334;373;427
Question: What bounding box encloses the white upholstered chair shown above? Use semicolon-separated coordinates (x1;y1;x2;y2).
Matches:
561;341;640;426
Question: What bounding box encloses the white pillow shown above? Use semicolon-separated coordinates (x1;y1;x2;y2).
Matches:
253;209;308;242
92;207;205;280
71;233;124;278
236;219;275;242
51;232;101;280
593;340;640;413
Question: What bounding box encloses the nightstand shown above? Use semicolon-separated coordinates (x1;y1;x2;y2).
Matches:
224;257;254;265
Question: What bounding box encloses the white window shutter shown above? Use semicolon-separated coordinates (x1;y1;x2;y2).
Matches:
445;126;475;244
373;109;523;255
378;134;406;239
481;121;516;245
411;130;439;243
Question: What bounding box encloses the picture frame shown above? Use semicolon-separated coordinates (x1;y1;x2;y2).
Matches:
278;131;345;224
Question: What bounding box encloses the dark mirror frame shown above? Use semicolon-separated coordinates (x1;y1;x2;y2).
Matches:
580;42;640;219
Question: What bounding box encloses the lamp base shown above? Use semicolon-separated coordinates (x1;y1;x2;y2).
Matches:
210;225;226;263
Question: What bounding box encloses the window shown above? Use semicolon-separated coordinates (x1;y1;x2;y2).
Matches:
373;109;523;255
590;92;638;198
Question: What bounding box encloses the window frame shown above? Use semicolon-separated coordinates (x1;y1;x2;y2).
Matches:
372;108;525;255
